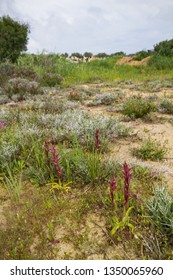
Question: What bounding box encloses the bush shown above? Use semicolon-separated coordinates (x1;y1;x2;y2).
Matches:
0;16;29;63
148;54;173;70
0;61;16;86
133;138;167;160
146;186;173;235
5;78;43;100
14;67;37;80
133;50;150;61
40;72;64;86
159;99;173;114
122;95;155;118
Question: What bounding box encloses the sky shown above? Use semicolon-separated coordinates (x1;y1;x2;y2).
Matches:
0;0;173;55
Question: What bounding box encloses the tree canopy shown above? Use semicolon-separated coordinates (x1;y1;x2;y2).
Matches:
154;39;173;57
0;16;30;63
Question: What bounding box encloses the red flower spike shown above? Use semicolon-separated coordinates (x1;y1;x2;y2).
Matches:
110;177;118;206
44;141;63;180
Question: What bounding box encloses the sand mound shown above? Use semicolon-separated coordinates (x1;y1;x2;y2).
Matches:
116;56;133;65
116;56;151;66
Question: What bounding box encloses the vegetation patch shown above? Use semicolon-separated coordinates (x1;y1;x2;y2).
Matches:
122;95;156;119
133;138;167;160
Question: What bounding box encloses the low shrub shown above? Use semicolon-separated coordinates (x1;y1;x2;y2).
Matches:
14;67;37;80
67;91;83;101
159;99;173;114
146;186;173;236
4;78;43;100
0;61;16;86
94;93;117;105
40;72;64;86
133;51;150;61
53;110;130;151
133;138;167;160
122;95;156;118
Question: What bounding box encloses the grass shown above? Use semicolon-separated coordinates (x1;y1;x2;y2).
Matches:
133;138;167;160
0;54;173;260
16;54;173;86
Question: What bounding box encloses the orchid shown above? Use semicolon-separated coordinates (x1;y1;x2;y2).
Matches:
109;177;118;206
44;141;63;180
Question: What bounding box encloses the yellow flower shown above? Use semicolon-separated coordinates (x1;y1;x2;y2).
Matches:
49;91;53;95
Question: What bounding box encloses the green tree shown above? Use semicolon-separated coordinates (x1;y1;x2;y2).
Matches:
83;52;93;58
0;16;30;63
154;39;173;56
96;52;109;58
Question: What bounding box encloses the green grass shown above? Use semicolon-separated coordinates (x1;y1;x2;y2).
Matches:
16;54;173;86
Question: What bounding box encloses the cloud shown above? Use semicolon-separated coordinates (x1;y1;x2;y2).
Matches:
0;0;173;54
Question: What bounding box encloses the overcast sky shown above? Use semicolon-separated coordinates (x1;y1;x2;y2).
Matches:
0;0;173;55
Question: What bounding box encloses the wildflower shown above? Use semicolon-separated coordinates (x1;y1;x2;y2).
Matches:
49;146;62;179
110;177;118;206
49;91;53;95
0;122;7;127
123;161;132;206
44;141;63;180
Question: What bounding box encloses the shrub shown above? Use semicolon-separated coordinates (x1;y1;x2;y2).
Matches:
67;91;83;101
133;50;150;61
14;67;37;80
148;54;173;70
122;95;155;118
40;72;64;87
0;87;10;104
5;78;43;100
95;93;117;105
133;138;167;160
159;99;173;114
53;110;130;151
146;186;173;235
0;61;16;86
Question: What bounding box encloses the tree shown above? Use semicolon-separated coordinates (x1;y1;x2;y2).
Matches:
70;52;83;59
83;52;93;58
95;52;109;58
154;39;173;57
0;16;30;63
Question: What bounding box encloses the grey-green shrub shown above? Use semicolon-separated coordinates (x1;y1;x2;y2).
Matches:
5;78;43;100
146;186;173;235
159;99;173;114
